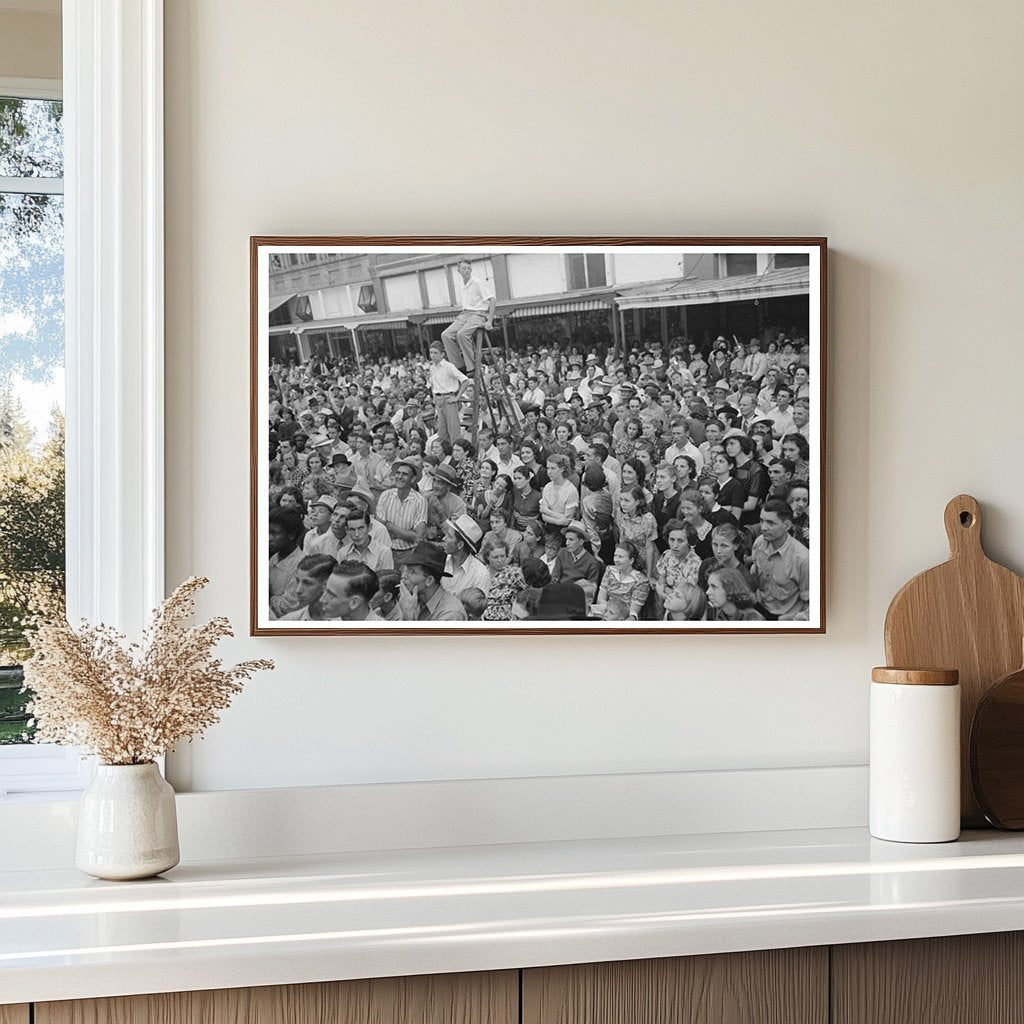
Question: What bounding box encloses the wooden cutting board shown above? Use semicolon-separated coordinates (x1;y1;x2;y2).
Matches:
970;652;1024;829
884;494;1024;827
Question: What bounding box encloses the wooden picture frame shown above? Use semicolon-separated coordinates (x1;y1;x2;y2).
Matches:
251;237;826;635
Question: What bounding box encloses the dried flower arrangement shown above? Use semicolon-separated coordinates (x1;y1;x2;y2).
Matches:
22;577;273;765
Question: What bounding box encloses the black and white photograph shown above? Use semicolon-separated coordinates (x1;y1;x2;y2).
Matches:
252;239;825;633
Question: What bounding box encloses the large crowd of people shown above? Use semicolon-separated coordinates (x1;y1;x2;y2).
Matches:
267;316;814;624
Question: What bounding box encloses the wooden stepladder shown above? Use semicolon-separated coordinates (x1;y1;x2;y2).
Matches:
468;324;525;449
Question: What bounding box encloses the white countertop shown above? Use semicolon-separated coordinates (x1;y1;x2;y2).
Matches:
4;826;1024;1004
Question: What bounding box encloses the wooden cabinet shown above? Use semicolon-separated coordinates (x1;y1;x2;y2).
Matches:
34;972;518;1024
832;932;1024;1024
14;932;1024;1023
522;948;828;1024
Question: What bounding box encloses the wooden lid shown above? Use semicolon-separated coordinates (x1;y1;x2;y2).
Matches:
871;667;959;686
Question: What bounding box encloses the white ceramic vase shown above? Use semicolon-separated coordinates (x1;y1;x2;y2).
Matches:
76;762;180;880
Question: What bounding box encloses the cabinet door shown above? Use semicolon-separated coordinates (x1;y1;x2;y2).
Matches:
832;932;1024;1024
35;971;518;1024
523;949;828;1024
0;1007;30;1024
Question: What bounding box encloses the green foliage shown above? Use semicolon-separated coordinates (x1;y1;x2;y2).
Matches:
0;391;65;670
0;665;31;743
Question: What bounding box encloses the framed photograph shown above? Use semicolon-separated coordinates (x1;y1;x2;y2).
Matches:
251;237;826;635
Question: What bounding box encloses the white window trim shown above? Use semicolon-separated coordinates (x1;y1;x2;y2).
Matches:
0;79;64;195
0;2;165;796
0;76;62;101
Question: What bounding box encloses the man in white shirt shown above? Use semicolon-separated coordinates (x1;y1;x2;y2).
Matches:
427;341;471;445
523;374;546;408
743;338;769;382
337;509;394;572
792;398;811;439
304;495;343;557
493;433;523;478
663;420;704;477
766;383;797;439
440;514;491;598
563;367;593;405
441;260;495;373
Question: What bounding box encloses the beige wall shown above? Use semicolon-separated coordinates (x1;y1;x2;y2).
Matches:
0;9;60;81
164;0;1024;791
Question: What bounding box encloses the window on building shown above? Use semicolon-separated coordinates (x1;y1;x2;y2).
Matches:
723;253;758;277
773;253;810;269
0;93;65;749
357;284;377;313
566;253;607;290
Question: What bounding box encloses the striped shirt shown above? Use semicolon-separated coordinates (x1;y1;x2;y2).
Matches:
376;487;428;551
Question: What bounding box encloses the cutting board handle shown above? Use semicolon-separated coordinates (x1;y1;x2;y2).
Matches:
944;494;983;559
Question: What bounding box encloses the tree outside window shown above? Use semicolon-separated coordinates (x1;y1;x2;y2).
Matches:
0;95;65;744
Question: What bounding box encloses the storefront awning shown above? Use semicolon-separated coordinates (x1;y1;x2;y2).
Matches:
417;310;459;326
502;296;613;320
268;292;295;313
354;315;409;331
615;267;810;310
296;316;361;332
269;324;297;335
281;311;411;334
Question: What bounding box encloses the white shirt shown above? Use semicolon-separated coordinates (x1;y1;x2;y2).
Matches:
744;351;769;381
303;528;342;558
664;441;705;476
767;405;797;438
460;275;493;313
429;359;469;396
564;381;593;405
495;453;524;477
338;536;395;572
442;553;491;598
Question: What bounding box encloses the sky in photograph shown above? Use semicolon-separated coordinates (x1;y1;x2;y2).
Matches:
0;97;64;447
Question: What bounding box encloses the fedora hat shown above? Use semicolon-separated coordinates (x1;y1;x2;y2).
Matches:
720;427;749;442
345;483;377;514
427;464;462;490
402;540;452;578
563;520;589;541
448;513;483;554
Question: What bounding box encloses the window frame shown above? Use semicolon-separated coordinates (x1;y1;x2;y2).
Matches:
0;0;165;797
0;75;83;795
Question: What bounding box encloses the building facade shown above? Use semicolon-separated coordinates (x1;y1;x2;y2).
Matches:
266;250;811;365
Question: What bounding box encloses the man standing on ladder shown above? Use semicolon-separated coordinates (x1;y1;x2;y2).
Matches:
427;341;471;445
442;259;495;373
